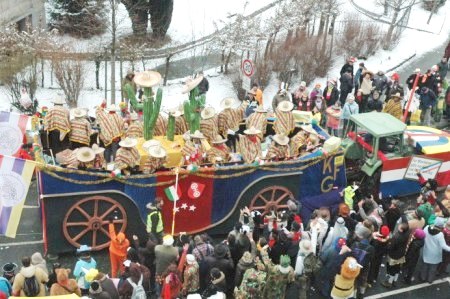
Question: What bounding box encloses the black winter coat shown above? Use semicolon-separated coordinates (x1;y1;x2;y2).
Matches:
204;255;235;292
340;63;354;78
387;230;410;259
404;238;424;269
323;87;340;107
340;73;353;93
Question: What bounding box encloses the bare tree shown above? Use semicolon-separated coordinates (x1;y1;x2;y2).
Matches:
382;0;416;49
52;55;85;108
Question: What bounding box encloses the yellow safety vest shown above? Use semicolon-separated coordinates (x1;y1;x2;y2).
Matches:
147;210;163;233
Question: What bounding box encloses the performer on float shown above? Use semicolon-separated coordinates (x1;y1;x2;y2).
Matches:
75;147;95;170
114;137;140;175
290;124;318;156
181;130;208;165
91;144;106;170
44;95;70;154
154;113;168;137
245;105;267;140
97;104;124;162
174;106;189;135
218;97;248;152
273;101;295;136
266;134;291;161
239;127;262;164
142;145;167;174
69;108;92;149
206;135;230;164
125;112;143;138
200;107;219;144
383;92;403;120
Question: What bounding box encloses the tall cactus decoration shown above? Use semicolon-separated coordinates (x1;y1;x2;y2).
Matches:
143;87;163;140
166;113;175;141
129;71;163;140
183;83;206;133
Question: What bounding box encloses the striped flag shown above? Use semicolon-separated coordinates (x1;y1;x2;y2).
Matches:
164;185;181;202
0;111;29;156
0;155;35;238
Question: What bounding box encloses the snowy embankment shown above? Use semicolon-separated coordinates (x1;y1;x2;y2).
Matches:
1;0;449;115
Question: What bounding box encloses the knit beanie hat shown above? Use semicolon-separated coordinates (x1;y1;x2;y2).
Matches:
380;225;390;238
413;229;425;240
339;203;350;217
355;224;372;240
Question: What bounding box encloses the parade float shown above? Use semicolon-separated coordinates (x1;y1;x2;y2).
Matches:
33;71;347;255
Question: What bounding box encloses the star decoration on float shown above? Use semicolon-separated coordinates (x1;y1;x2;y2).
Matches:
189;205;196;212
173;207;180;213
181;203;188;210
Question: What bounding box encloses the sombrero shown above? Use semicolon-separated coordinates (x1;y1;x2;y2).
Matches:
133;71;162;87
143;139;161;150
244;127;261;135
91;144;105;154
148;145;167;158
300;124;317;135
119;137;138;148
190;130;205;139
391;92;402;99
273;134;289;146
106;104;119;112
130;112;139;120
220;97;236;109
72;108;86;118
201;107;216;120
277;101;294;112
182;75;204;94
76;147;95;163
52;95;65;105
212;135;227;144
169;109;182;117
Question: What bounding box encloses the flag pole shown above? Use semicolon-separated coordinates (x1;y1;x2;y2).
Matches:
171;167;179;236
402;70;421;123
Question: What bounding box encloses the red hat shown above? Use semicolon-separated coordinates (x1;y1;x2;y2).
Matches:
380;225;390;237
349;57;357;63
391;72;400;81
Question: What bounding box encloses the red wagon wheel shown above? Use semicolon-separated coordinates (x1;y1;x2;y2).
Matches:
63;196;127;251
249;186;294;217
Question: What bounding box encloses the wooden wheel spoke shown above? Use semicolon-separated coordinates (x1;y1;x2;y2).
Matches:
258;195;268;204
100;205;117;220
277;204;289;209
275;193;290;204
92;230;97;247
66;222;88;227
75;206;91;220
99;227;110;237
252;206;266;210
93;200;99;217
271;189;276;201
72;227;90;242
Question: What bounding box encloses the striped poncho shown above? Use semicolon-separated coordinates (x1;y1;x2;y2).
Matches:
154;115;168;136
44;106;71;135
246;112;267;139
142;156;166;174
115;147;140;169
274;109;295;135
69;117;91;145
290;132;307;156
238;134;262;164
200;116;219;143
218;104;245;135
383;99;403;120
126;121;144;138
206;144;230;163
96;110;124;146
175;115;189;135
181;141;206;164
266;142;291;160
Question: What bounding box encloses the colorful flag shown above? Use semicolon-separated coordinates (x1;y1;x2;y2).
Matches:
0;155;35;238
188;182;205;199
0;111;29;156
164;185;181;202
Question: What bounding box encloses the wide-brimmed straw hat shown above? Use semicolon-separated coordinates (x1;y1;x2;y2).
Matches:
142;139;161;150
133;71;162;87
91;144;105;154
220;97;236;109
182;75;204;94
391;92;402;99
273;134;289;146
169;108;182;118
148;145;167;158
244;127;261;135
72;108;86;118
190;130;205;139
201;107;216;120
277;101;294;112
52;95;65;105
130;112;139;120
106;104;119;112
76;147;95;163
300;124;317;135
212;135;227;144
119;137;138;148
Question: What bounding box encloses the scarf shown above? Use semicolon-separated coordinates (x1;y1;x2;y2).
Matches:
247;135;259;143
315;99;323;110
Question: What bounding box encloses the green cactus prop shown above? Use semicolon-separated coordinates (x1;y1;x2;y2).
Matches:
124;83;143;111
166;114;175;141
143;87;163;140
183;87;205;133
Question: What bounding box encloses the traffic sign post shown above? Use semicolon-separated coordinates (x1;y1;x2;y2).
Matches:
241;59;254;77
242;76;251;91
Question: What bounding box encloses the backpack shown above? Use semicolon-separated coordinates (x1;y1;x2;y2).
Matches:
303;253;323;278
352;242;370;267
127;274;146;299
23;275;40;297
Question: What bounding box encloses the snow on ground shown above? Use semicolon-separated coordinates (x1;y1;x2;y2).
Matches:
1;0;449;114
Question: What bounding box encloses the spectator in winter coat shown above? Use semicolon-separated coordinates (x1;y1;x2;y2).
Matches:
89;281;111;299
373;71;389;97
202;268;227;298
292;81;308;107
419;87;437;126
132;234;157;290
318;238;348;297
445;86;450;119
359;70;373;111
420;218;450;283
118;262;151;298
382;222;410;288
341;94;359;136
296;94;313;111
368;226;390;284
339;71;354;104
351;224;375;298
386;72;404;99
406;70;420;90
204;244;235;296
234;252;255;288
30;252;48;276
309;84;323;101
272;89;291;111
322;217;349;252
323;79;340;107
385;199;404;233
340;57;356;79
437;219;450;275
354;62;366;89
12;256;48;297
155;235;179;296
407;209;426;236
93;272;119;299
403;229;425;284
326;101;341;137
437;57;448;79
